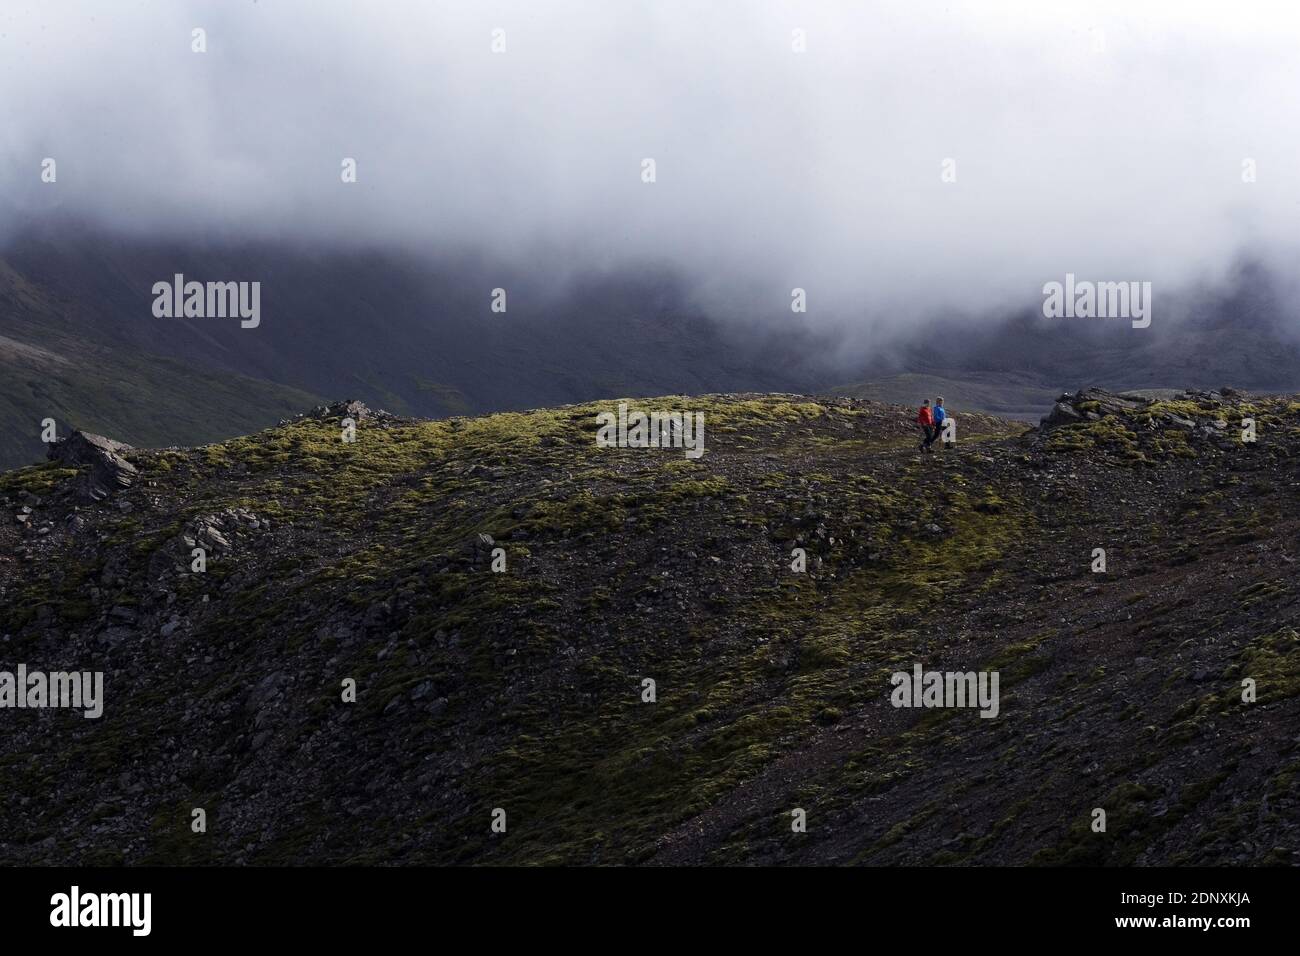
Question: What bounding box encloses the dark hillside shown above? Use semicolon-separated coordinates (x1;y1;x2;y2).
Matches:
1;390;1296;864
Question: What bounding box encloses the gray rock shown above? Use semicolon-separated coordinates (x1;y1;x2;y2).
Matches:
47;431;138;501
1042;401;1084;428
248;672;287;709
97;626;134;646
1040;388;1150;430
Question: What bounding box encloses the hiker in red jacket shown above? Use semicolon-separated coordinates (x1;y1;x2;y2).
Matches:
916;399;935;452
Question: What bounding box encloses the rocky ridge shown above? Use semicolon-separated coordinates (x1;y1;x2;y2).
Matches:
1;389;1297;865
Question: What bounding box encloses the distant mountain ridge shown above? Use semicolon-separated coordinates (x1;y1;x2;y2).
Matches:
0;225;826;468
3;225;1299;469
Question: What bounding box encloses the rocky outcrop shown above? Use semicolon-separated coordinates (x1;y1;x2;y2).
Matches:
46;430;137;501
312;399;380;422
1041;386;1252;434
147;508;269;578
1040;387;1150;429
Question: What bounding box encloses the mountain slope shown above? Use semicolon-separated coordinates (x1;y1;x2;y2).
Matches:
0;330;323;471
0;226;829;471
870;263;1300;410
828;371;1059;421
9;228;1300;476
1;390;1297;865
8;221;1300;477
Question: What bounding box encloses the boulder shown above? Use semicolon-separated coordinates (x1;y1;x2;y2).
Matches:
315;399;374;422
1042;401;1085;428
1039;388;1149;430
47;431;137;501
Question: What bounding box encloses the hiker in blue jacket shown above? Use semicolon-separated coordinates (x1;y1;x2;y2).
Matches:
929;397;947;449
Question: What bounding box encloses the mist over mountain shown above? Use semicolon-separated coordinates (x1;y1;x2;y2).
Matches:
0;221;842;467
4;0;1300;344
840;258;1300;415
4;215;1300;467
4;1;1300;466
3;2;1299;469
2;228;1300;465
7;0;1300;909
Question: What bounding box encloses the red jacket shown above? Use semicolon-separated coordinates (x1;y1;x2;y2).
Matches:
917;406;933;426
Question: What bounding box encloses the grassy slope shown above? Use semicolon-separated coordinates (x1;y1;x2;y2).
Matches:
0;253;315;468
0;333;323;469
828;372;1061;421
0;394;1297;865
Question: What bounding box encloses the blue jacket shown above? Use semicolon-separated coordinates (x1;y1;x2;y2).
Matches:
933;406;947;426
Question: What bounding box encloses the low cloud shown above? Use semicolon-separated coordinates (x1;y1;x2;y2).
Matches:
3;0;1299;348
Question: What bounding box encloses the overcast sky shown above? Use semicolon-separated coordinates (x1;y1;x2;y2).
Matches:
3;0;1299;335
